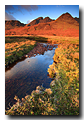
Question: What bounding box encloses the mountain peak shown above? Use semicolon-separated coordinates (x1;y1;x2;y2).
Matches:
57;12;73;20
64;12;71;15
44;17;50;19
62;12;73;18
42;17;53;23
54;12;79;25
27;16;54;26
36;17;43;20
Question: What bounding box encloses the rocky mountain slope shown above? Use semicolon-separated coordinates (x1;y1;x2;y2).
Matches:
5;12;79;37
5;20;25;30
26;17;54;26
74;17;79;23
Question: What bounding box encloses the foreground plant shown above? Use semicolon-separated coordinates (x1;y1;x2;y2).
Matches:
48;42;79;115
5;86;56;115
5;38;36;67
5;39;79;115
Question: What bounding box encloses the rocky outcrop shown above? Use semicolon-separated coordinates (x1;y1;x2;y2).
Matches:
39;17;54;23
27;17;43;26
26;17;54;26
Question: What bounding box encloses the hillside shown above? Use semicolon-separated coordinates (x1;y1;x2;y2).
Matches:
5;20;25;30
5;12;79;37
27;17;43;26
74;17;79;23
26;17;54;26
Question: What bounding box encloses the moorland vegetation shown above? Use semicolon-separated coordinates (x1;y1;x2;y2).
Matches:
5;37;79;115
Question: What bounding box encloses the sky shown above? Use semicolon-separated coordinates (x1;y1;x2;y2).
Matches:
5;5;79;24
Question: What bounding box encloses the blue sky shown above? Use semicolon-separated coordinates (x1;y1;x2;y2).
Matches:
5;5;79;24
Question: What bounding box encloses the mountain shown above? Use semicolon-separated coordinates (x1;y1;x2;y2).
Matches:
5;20;25;30
27;17;43;26
49;12;79;30
27;17;54;26
39;17;54;23
51;12;79;26
55;12;77;23
74;17;79;23
5;12;79;37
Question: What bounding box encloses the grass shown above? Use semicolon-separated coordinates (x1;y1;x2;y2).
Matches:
5;36;48;43
5;36;48;67
47;36;79;44
48;38;79;115
5;35;79;115
5;37;37;67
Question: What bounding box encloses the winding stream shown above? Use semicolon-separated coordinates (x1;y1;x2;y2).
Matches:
5;42;57;109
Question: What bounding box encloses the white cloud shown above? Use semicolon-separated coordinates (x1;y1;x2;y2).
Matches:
5;12;16;20
27;19;33;24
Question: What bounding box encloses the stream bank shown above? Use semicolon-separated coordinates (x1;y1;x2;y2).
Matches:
5;42;58;109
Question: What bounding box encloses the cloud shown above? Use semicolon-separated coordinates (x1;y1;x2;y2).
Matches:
5;5;38;14
27;19;34;24
5;12;16;20
21;5;38;11
5;5;14;11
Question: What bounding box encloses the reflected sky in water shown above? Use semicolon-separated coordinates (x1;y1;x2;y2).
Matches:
5;44;57;108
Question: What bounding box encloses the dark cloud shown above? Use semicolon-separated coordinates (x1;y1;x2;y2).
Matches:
5;12;16;20
5;5;38;14
21;5;38;11
5;5;14;11
5;5;38;22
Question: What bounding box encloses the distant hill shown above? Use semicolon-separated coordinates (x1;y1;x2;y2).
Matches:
5;12;79;37
5;20;25;30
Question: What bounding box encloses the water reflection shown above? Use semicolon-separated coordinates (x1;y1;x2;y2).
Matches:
5;43;57;109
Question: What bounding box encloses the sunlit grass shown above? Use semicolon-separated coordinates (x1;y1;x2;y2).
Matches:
5;37;36;67
5;36;79;115
5;36;48;67
48;39;79;115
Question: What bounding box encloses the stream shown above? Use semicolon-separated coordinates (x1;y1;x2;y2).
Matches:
5;42;58;109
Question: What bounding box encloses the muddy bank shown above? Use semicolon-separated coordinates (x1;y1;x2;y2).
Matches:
24;42;58;58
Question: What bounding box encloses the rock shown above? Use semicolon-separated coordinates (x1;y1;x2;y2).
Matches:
34;54;36;57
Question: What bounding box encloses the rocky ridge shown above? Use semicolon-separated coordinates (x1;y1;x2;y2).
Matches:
5;12;79;37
